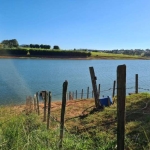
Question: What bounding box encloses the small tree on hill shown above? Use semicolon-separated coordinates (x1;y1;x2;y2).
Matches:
1;39;19;48
30;44;33;48
53;45;60;50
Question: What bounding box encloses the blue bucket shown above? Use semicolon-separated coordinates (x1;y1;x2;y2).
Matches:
99;96;113;107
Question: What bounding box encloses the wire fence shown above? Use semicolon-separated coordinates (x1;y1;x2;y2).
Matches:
1;71;150;108
1;71;150;149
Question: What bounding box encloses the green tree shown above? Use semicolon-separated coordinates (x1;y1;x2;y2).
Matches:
1;39;19;48
53;45;60;50
35;44;40;48
30;44;33;48
1;40;9;48
40;44;51;49
10;39;19;47
40;44;44;49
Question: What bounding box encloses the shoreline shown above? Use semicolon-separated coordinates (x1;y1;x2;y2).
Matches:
0;55;149;60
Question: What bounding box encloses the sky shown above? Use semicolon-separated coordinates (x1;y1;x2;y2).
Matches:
0;0;150;50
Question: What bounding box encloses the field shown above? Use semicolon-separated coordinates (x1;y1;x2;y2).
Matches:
91;51;145;59
1;93;150;149
0;47;149;59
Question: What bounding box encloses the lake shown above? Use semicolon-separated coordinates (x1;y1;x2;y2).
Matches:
0;58;150;105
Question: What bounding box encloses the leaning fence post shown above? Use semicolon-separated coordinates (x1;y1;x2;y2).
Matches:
135;74;138;94
34;94;37;112
87;87;89;99
43;91;47;122
89;67;101;109
59;80;68;149
112;80;116;97
117;64;126;150
36;92;40;115
47;91;51;130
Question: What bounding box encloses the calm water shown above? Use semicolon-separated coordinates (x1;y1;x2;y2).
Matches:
0;58;150;105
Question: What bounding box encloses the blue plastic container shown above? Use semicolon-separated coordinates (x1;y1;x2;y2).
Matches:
99;96;113;107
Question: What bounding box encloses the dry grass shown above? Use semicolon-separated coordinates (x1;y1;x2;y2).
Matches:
1;93;150;149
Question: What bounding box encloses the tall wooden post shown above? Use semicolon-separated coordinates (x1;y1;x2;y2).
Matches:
59;81;68;149
112;80;116;97
98;84;100;99
66;93;68;101
87;87;89;99
72;92;74;100
33;94;37;112
47;92;51;129
76;90;77;99
89;67;101;109
43;91;47;122
36;92;40;115
117;65;126;150
81;89;83;99
135;74;138;94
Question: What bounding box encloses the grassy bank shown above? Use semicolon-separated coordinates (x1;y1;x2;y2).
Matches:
1;93;150;149
91;51;146;59
0;47;149;59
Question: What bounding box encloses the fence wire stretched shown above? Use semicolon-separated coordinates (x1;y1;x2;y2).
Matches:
1;71;150;149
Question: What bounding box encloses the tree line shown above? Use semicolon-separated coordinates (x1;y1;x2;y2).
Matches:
1;39;150;57
22;44;60;49
0;39;60;50
0;48;91;57
1;39;19;48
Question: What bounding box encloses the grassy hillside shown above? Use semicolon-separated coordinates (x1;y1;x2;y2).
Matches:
1;93;150;149
91;51;145;59
0;47;149;59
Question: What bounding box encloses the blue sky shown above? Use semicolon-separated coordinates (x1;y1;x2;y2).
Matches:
0;0;150;50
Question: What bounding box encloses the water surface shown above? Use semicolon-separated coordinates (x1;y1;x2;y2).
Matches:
0;58;150;104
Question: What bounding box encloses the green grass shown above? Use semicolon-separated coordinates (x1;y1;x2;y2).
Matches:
1;93;150;149
91;51;144;59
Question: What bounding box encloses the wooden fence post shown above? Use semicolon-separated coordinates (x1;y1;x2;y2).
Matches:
117;64;126;150
89;67;101;109
72;92;74;100
87;87;89;99
59;80;68;149
112;80;116;97
69;91;71;100
43;91;47;122
26;96;33;114
98;84;100;99
76;90;77;99
81;89;83;99
34;94;37;112
66;93;68;101
135;74;138;94
36;92;40;115
47;91;51;130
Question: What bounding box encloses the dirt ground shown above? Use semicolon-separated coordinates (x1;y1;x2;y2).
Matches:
11;98;95;121
40;99;95;121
